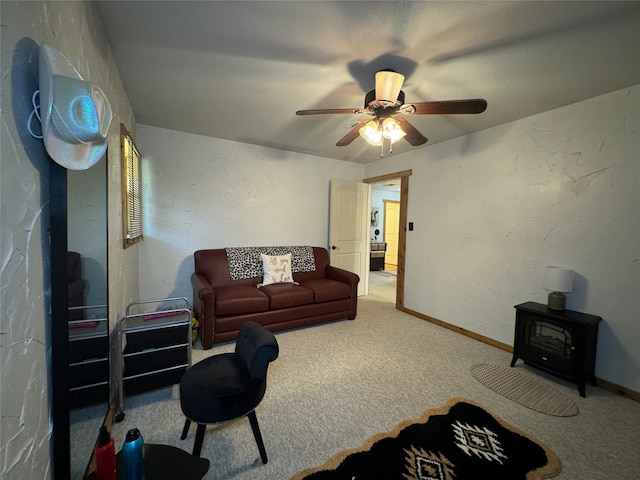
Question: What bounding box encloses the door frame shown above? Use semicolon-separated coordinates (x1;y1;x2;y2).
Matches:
363;169;411;309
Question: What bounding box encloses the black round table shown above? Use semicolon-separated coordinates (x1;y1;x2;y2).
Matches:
86;443;210;479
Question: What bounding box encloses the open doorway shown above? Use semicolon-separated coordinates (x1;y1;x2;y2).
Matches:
363;170;411;307
369;181;399;304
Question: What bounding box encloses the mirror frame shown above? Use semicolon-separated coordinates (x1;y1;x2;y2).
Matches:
50;161;71;478
50;156;110;478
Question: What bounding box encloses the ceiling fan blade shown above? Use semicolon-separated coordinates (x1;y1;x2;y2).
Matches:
394;116;428;146
336;120;369;147
403;99;487;115
296;108;366;116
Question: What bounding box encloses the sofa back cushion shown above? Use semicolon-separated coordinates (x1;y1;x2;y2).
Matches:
194;249;256;287
194;247;330;288
292;247;329;283
67;251;82;281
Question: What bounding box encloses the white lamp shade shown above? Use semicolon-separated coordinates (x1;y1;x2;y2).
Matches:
375;71;405;102
544;266;574;293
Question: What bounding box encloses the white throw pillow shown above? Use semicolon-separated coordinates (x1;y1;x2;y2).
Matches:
260;253;294;286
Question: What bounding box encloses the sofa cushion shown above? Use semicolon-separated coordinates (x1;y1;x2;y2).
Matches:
215;286;269;316
67;251;82;281
300;278;352;303
260;283;314;309
260;253;294;286
68;278;86;299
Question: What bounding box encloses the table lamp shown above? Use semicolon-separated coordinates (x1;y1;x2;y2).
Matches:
544;266;574;311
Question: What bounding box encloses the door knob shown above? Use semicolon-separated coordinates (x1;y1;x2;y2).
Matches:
331;245;337;250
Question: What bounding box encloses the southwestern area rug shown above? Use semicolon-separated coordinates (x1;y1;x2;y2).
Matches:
291;398;561;480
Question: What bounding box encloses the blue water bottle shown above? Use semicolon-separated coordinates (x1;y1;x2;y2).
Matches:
122;428;145;480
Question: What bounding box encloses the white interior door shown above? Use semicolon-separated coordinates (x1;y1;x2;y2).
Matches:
329;179;370;296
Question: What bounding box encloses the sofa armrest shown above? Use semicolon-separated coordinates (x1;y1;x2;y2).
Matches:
325;265;359;319
191;272;216;349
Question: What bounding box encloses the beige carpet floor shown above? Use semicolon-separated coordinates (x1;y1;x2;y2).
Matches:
71;272;640;479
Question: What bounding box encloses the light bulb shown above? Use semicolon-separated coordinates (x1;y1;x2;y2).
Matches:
382;118;406;144
359;120;383;146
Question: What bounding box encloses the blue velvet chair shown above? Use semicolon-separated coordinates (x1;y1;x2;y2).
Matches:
179;321;279;460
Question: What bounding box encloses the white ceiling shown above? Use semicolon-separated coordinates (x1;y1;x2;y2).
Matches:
94;1;640;165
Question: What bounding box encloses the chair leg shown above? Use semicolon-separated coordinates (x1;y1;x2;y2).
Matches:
192;424;206;457
248;410;268;464
181;419;191;440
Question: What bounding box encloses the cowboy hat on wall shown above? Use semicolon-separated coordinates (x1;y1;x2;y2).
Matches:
33;43;113;170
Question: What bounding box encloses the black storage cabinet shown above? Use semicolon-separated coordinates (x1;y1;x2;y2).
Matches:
116;298;192;416
511;301;601;397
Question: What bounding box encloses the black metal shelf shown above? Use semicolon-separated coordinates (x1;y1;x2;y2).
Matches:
115;297;191;419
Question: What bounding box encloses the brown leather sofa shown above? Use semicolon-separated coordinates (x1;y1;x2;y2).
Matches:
191;246;359;348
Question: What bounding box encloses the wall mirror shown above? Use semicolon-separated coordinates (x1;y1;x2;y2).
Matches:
50;152;109;479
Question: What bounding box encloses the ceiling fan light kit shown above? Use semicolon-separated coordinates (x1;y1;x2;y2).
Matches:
359;117;406;147
295;69;487;157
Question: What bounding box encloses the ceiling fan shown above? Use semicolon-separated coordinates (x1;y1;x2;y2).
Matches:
296;70;487;155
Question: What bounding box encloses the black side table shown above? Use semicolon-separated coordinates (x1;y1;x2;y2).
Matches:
511;301;601;397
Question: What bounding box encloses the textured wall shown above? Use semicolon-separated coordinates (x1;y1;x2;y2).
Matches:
0;2;135;478
135;125;365;301
365;85;640;393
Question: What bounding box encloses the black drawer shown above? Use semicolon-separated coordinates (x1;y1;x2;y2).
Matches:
69;382;109;409
69;336;109;363
69;358;109;388
123;344;189;377
123;365;187;395
123;324;188;352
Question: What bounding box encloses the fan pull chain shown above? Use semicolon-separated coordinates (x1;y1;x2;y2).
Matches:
379;138;395;158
